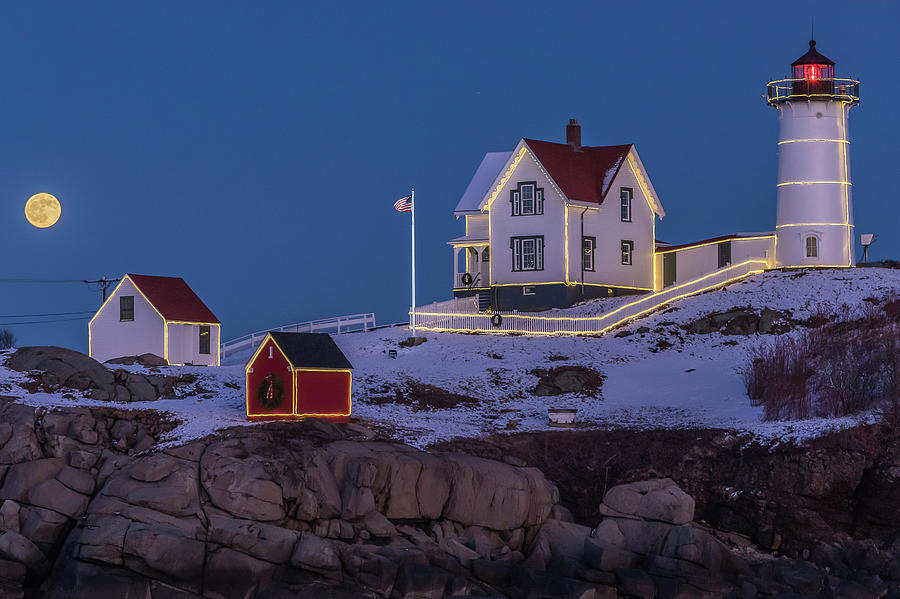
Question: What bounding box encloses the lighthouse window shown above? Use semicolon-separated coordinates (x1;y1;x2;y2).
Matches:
510;182;543;216
620;188;633;222
806;236;818;258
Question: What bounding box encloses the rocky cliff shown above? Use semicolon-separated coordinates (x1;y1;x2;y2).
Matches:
3;395;900;598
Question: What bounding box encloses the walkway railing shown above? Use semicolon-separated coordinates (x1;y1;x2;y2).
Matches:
413;260;768;336
766;78;859;105
221;313;376;359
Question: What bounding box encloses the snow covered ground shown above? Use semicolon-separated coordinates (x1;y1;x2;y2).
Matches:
1;268;898;449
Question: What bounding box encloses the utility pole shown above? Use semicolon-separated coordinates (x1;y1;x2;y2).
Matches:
83;277;120;304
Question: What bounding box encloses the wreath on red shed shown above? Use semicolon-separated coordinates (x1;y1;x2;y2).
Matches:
258;374;285;410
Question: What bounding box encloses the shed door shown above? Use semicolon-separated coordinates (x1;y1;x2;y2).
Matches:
663;253;676;288
296;370;351;416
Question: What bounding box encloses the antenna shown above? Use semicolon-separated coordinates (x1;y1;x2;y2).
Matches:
811;17;814;41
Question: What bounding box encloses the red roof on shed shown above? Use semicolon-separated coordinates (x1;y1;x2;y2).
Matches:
523;139;632;205
127;274;220;324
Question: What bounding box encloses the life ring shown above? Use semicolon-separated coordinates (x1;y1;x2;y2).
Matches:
461;273;473;286
491;313;503;327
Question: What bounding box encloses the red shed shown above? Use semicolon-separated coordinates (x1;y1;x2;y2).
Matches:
245;332;353;421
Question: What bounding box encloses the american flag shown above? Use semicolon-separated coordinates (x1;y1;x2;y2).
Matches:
393;195;412;212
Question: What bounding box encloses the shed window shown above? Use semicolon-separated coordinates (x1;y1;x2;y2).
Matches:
199;326;211;355
806;236;818;258
620;188;633;222
621;240;634;265
120;296;134;322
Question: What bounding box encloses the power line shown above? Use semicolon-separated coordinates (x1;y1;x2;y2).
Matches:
0;310;94;318
0;316;92;326
0;278;85;283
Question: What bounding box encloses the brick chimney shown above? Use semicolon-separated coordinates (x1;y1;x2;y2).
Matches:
566;118;581;151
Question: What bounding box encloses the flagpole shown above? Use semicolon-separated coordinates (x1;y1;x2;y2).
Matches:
410;186;416;336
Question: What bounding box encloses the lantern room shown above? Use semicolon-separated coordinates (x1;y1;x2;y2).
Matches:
791;40;834;96
767;40;859;106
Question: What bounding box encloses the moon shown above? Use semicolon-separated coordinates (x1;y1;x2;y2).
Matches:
24;193;61;228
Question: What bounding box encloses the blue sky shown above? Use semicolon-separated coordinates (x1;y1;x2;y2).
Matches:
2;1;897;352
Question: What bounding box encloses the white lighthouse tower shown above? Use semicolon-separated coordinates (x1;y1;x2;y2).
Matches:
767;41;860;267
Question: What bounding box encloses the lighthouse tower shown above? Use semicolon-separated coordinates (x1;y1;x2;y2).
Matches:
767;41;860;267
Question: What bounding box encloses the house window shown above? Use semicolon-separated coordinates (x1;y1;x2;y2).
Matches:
621;240;634;265
806;236;818;258
199;326;211;355
511;236;544;271
510;182;544;216
120;296;134;322
583;236;596;271
620;187;633;222
717;241;732;268
481;247;490;262
523;286;536;296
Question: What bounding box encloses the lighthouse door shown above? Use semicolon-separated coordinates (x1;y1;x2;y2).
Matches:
663;253;676;288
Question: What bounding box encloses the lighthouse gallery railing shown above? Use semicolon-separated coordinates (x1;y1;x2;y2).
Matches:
766;78;859;105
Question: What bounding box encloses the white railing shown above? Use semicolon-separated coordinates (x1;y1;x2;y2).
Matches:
454;272;487;289
413;260;768;336
415;296;479;315
221;313;376;359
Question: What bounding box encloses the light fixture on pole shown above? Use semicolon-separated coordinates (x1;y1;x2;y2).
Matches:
860;233;877;264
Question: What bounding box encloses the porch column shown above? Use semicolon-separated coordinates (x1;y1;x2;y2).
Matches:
453;246;461;289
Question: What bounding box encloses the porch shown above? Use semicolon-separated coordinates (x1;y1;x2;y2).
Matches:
449;237;490;292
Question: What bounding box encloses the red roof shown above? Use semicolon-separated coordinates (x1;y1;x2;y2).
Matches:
127;274;220;324
523;139;632;205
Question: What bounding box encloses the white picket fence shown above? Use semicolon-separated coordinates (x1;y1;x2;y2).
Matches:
413;260;768;336
221;313;376;360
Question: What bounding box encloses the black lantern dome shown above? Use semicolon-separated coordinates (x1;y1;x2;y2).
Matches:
791;40;835;83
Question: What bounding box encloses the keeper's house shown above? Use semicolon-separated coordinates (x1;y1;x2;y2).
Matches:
451;119;666;311
88;274;221;366
245;332;353;420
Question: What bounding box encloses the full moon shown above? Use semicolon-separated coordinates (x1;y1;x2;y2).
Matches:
24;193;61;228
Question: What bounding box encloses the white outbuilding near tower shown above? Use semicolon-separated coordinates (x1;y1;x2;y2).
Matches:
766;40;860;268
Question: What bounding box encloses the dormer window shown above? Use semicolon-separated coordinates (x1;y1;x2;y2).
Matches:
510;182;544;216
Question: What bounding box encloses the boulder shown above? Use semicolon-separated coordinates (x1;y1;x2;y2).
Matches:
201;442;286;521
123;373;159;402
0;501;19;533
583;538;639;572
0;530;50;576
123;523;205;592
291;533;341;573
18;506;68;554
203;547;277;599
600;478;694;525
6;347;114;387
105;354;167;367
72;513;131;566
207;515;299;564
657;525;738;574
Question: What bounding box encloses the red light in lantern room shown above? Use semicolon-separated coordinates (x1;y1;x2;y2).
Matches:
805;65;819;80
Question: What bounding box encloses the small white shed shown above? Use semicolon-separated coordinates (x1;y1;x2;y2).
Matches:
88;274;221;366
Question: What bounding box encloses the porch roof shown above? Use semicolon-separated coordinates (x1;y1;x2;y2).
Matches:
448;235;489;246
